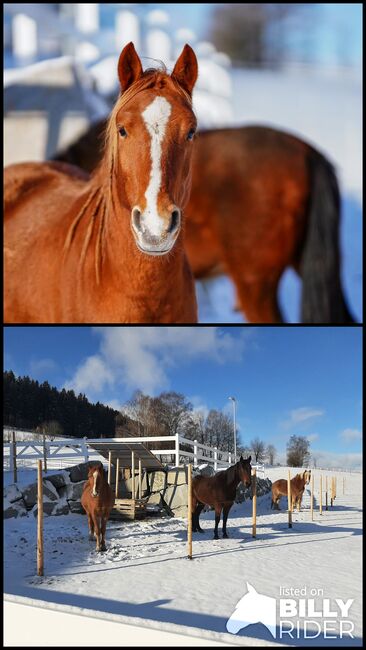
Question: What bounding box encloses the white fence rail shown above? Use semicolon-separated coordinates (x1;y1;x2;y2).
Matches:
3;434;238;474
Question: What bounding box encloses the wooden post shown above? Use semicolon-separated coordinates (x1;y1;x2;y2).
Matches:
334;476;337;500
43;433;47;474
287;470;292;528
131;451;135;500
115;458;120;498
252;468;257;538
325;476;328;510
12;431;17;483
37;460;44;576
311;472;314;521
187;463;192;559
108;451;112;484
138;458;142;499
330;476;334;507
319;476;323;515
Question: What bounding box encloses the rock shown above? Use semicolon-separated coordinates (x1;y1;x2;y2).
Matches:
148;470;167;493
4;484;23;503
58;480;85;501
193;464;215;477
167;468;187;485
163;483;188;512
4;499;28;518
66;461;103;483
120;471;149;494
32;502;57;517
43;471;70;489
21;479;59;509
51;500;70;516
68;500;85;514
146;492;164;506
170;505;188;518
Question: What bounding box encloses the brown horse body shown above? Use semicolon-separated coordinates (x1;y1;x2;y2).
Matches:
54;123;354;324
81;464;115;551
192;456;252;539
271;470;311;511
4;42;199;323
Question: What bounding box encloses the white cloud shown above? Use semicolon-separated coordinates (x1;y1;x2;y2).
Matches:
339;428;362;445
275;449;362;471
281;407;325;430
307;433;319;442
64;327;253;399
30;357;57;375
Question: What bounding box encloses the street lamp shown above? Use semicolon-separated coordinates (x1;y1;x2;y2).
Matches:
228;396;237;462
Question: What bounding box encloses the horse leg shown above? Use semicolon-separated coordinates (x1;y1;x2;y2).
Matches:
222;503;232;538
233;275;284;324
92;513;101;552
100;513;108;551
213;505;222;540
191;494;198;532
195;503;205;533
87;513;94;541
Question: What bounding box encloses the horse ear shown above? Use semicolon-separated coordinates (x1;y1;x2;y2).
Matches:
118;42;143;92
246;582;256;594
248;455;252;462
171;44;198;96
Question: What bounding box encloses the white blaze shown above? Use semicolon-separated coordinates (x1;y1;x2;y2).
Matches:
92;470;98;496
141;96;172;236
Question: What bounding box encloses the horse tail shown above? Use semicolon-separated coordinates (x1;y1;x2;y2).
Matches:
299;150;356;323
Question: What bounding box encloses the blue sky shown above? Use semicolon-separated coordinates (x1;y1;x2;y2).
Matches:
3;326;362;467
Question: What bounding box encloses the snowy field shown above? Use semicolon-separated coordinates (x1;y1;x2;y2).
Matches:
4;468;362;646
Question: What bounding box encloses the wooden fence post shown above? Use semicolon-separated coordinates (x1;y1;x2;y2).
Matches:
138;458;142;499
193;440;198;467
115;458;120;498
43;434;47;474
108;451;112;484
37;460;44;576
334;476;337;500
319;476;323;515
287;470;292;528
12;431;17;483
311;472;314;521
187;463;192;559
252;468;257;538
131;451;135;499
214;447;218;471
175;433;180;467
325;476;328;510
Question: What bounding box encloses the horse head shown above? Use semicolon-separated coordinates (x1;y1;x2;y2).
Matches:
106;41;198;256
226;582;276;638
303;469;311;485
238;455;252;488
88;463;104;498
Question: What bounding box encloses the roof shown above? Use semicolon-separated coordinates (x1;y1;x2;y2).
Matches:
87;440;163;470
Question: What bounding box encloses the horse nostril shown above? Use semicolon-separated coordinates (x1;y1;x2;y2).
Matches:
131;207;142;233
168;208;180;234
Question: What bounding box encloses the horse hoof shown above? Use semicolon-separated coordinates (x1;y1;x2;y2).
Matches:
213;535;219;540
223;533;229;539
198;529;205;534
100;546;107;552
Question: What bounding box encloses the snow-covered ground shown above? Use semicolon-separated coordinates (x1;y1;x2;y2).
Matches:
4;468;362;645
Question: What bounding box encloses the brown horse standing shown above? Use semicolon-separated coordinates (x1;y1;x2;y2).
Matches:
54;123;354;324
4;42;198;323
271;470;311;512
81;464;115;552
192;456;252;539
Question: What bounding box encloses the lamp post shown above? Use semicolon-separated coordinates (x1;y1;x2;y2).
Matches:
228;396;237;463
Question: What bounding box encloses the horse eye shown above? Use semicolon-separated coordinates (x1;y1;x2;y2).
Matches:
187;128;196;141
119;127;127;138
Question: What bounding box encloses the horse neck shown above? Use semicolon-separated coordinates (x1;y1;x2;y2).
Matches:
227;464;241;489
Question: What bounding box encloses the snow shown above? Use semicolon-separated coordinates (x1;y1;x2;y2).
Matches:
4;468;362;645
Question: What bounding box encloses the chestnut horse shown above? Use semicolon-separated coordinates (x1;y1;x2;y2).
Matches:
81;463;115;552
271;470;311;512
4;42;198;323
54;123;354;324
192;456;252;539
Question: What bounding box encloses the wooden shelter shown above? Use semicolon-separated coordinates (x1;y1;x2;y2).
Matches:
87;440;163;521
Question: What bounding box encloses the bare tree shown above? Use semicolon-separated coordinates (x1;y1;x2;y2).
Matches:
250;437;266;463
266;444;277;465
287;435;310;467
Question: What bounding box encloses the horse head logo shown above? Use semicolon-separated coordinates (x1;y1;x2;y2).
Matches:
226;582;276;638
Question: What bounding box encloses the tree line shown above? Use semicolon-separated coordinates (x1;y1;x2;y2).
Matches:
3;371;312;466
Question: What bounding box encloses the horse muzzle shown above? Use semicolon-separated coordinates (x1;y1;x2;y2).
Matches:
91;491;99;498
131;205;181;256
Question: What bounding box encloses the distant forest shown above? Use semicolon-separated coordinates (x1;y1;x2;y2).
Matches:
3;370;136;438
